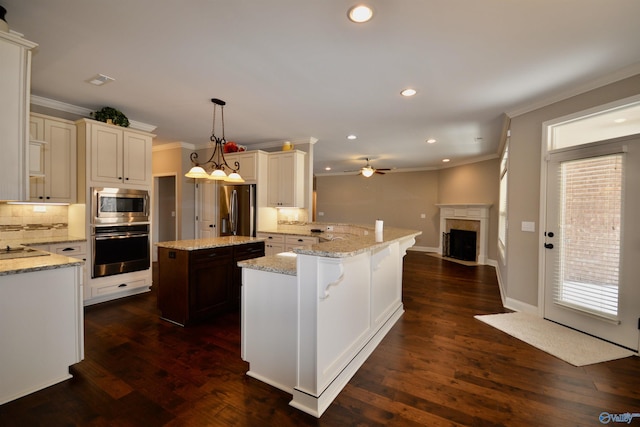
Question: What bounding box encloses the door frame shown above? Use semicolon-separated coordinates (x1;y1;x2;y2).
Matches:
152;173;178;262
538;94;640;315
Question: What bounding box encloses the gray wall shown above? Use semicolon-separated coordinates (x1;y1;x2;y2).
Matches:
152;144;196;240
316;158;500;256
503;73;640;309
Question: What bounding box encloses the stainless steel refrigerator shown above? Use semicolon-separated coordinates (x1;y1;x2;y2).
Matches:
219;184;256;237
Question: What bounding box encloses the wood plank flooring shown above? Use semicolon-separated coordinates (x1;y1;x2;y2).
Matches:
1;251;638;426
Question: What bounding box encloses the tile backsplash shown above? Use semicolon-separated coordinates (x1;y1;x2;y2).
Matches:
0;204;69;241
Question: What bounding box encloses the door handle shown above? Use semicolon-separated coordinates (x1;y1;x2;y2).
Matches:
544;243;554;249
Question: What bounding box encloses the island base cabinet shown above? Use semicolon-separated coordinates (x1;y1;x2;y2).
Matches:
0;266;83;404
240;239;412;418
157;244;261;326
241;269;297;393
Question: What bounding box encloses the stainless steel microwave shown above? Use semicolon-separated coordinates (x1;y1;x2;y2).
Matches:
92;187;149;224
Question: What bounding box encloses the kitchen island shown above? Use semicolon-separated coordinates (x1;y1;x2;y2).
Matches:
239;225;420;417
156;236;265;326
0;251;84;404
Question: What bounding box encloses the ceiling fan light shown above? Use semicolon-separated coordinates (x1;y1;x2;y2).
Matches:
185;166;209;179
362;166;375;177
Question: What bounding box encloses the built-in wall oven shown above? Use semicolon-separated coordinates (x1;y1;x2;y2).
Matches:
91;224;150;278
91;187;151;278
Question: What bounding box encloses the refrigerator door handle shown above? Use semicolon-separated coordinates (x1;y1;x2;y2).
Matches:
230;189;238;235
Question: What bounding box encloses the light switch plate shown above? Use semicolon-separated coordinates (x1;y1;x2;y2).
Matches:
521;221;535;232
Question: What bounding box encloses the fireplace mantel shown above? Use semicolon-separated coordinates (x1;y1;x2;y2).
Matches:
436;204;491;265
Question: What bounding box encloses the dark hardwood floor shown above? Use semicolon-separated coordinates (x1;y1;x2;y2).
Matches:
1;252;638;426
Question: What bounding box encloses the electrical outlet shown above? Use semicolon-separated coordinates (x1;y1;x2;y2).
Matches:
33;205;46;213
420;213;426;219
326;225;334;231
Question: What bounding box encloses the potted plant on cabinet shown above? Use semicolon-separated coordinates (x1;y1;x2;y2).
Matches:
91;107;130;127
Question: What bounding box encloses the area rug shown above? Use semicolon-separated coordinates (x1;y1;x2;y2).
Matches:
474;312;636;366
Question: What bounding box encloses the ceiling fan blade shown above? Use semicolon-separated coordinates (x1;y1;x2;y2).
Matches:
376;168;391;171
375;170;386;174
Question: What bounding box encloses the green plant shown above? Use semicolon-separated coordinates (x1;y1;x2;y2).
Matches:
91;107;130;127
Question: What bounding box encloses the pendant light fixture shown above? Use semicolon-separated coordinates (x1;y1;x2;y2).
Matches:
185;98;244;182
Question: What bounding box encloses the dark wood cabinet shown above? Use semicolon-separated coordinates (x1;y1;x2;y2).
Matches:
157;241;265;326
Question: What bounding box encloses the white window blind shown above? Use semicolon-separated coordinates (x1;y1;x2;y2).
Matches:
498;142;509;260
555;153;623;320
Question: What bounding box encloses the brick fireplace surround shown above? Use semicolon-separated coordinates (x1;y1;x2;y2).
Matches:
437;204;491;265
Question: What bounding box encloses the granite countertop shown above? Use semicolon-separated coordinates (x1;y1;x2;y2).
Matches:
0;253;84;276
0;235;87;275
241;226;421;276
0;235;87;248
237;252;297;276
293;227;420;258
156;235;265;251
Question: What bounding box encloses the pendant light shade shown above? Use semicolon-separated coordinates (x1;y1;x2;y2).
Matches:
185;98;244;182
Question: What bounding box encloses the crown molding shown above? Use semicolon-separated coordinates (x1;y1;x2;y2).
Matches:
152;142;196;152
506;63;640;118
30;95;158;132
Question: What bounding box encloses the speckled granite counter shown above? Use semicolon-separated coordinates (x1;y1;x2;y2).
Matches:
0;235;86;275
241;226;421;276
156;235;265;251
0;253;83;276
237;252;297;276
0;235;86;248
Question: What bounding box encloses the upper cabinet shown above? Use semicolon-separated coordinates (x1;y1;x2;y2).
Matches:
29;114;77;203
223;150;268;183
0;31;37;201
267;150;306;208
76;119;154;188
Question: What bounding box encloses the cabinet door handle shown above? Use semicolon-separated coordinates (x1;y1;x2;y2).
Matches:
118;283;127;288
61;247;74;251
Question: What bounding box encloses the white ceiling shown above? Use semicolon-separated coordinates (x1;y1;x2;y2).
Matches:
3;0;640;174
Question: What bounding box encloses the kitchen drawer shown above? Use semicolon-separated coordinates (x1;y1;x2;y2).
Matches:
234;242;265;260
257;233;285;244
91;278;148;297
284;235;318;246
191;247;233;265
49;241;87;258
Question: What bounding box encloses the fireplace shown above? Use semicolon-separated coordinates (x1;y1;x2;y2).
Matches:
443;229;477;261
437;204;491;265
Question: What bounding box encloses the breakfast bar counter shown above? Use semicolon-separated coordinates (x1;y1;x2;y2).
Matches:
239;225;420;417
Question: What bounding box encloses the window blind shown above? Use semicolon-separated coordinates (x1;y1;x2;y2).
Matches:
555;153;623;320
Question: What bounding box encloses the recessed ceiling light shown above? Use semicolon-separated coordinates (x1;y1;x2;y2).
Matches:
348;5;373;23
442;158;450;163
325;167;332;171
426;138;436;144
614;118;627;123
400;88;417;97
347;134;357;140
86;73;115;86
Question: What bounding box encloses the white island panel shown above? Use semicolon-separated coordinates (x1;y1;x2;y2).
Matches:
0;265;83;404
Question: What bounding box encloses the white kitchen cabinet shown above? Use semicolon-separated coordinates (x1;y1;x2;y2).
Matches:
257;232;285;255
0;31;37;201
28;241;88;292
76;119;154;188
224;150;268;183
29;114;77;203
267;151;306;207
284;235;318;251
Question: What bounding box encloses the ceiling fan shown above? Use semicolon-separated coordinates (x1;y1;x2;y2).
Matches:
345;158;391;177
